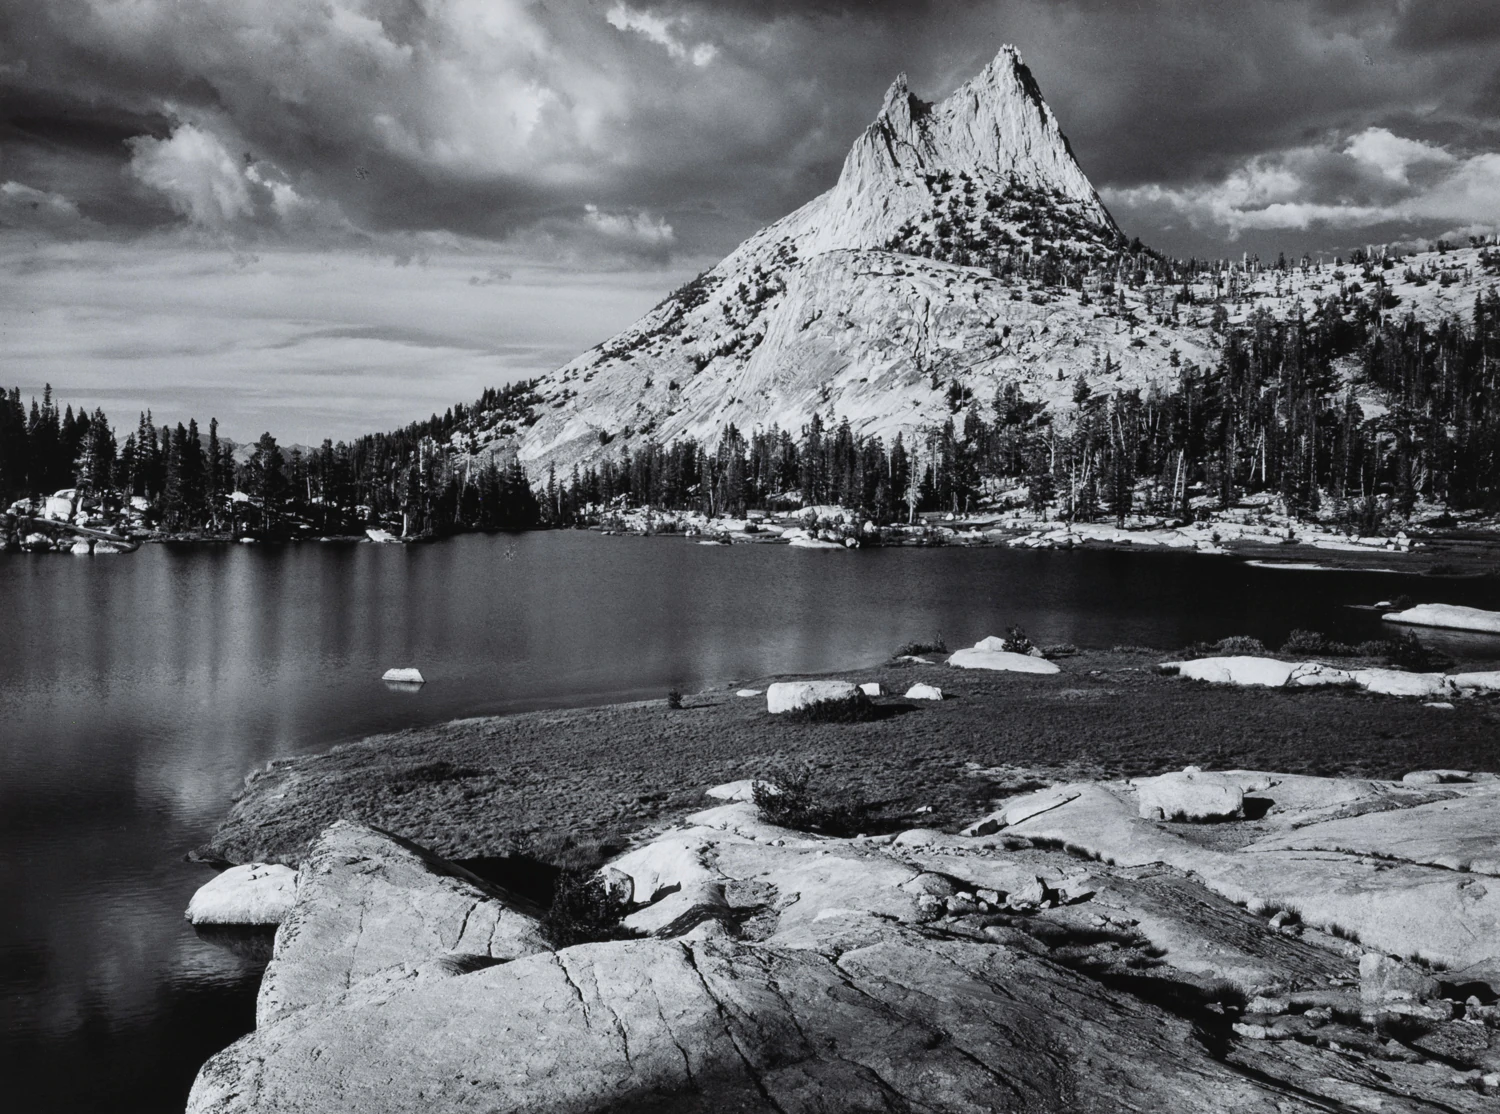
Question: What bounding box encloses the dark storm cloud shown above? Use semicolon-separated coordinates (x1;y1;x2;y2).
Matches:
1;0;1497;258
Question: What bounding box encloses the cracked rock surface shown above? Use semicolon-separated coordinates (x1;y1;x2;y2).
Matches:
255;821;549;1026
189;777;1500;1114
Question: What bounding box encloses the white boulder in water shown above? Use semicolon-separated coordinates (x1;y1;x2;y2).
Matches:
947;647;1060;674
765;680;860;713
1383;603;1500;634
366;528;399;544
70;539;91;555
904;683;944;700
186;863;298;926
382;668;425;684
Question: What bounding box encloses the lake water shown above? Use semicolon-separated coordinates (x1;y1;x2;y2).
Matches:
3;530;1498;1113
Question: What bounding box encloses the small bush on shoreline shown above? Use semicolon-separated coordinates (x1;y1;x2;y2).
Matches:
752;765;872;837
543;869;640;947
896;635;947;657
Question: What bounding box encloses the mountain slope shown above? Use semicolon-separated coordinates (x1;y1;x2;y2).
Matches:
463;47;1490;483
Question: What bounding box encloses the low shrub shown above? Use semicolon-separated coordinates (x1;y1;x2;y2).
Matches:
1280;629;1360;657
752;766;872;837
666;689;683;710
780;694;880;723
1000;626;1035;654
1181;635;1267;659
542;870;639;947
1041;643;1079;657
1382;631;1434;671
896;636;947;657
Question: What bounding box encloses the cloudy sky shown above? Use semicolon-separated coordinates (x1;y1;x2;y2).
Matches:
3;0;1499;443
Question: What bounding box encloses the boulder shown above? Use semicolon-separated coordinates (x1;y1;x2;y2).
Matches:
381;667;425;684
1133;767;1244;821
704;780;765;803
186;863;298;926
904;683;943;700
858;682;883;697
946;648;1060;674
765;680;860;713
256;822;547;1026
1286;662;1356;687
1360;953;1439;1005
1384;603;1500;635
1350;669;1453;699
1167;657;1298;688
1449;671;1500;694
69;539;91;555
43;491;75;520
734;688;763;697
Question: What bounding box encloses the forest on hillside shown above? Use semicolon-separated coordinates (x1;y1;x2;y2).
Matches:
540;283;1500;531
6;243;1500;540
0;381;540;538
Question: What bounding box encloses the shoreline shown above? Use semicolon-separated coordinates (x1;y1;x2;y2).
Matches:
198;645;1500;875
7;509;1497;577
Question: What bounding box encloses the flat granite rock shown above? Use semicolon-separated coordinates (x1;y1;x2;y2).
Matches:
1245;789;1500;875
991;774;1500;969
257;821;549;1026
189;780;1500;1114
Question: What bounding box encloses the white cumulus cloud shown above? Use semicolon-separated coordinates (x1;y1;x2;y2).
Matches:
128;124;258;227
605;3;717;66
583;204;675;246
1113;127;1500;240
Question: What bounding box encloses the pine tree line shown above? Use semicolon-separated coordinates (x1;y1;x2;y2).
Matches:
1;382;542;537
545;287;1500;528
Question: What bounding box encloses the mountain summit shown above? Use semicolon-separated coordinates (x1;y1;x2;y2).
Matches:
475;47;1160;478
809;46;1117;253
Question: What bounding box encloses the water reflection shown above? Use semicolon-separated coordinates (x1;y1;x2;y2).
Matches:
2;532;1498;1112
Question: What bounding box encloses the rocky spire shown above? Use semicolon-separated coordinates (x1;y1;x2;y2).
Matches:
807;45;1116;253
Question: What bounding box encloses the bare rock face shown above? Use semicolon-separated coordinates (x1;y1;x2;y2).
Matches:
491;47;1209;481
807;46;1116;256
189;786;1500;1114
256;821;549;1026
